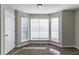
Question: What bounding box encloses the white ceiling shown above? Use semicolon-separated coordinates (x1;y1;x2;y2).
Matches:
7;4;79;14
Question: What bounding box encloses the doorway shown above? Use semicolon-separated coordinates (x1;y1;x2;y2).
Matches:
4;10;15;54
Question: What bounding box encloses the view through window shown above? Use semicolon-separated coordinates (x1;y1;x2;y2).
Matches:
51;17;59;42
21;17;29;42
31;19;49;40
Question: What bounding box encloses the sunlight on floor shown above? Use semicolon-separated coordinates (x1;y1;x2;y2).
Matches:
49;48;60;55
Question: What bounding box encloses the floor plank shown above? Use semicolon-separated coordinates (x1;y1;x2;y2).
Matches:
7;43;79;55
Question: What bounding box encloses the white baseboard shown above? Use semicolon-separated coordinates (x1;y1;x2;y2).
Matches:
15;42;76;48
50;43;63;47
74;46;79;49
6;47;15;55
15;43;29;48
51;42;75;47
29;42;50;44
62;45;75;47
15;42;50;48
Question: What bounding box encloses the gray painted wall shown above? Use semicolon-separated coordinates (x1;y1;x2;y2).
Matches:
0;4;1;55
62;10;75;47
75;9;79;48
30;14;49;19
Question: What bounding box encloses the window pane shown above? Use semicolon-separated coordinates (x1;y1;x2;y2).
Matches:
51;17;59;42
31;19;49;40
40;19;49;40
21;17;28;42
31;19;40;40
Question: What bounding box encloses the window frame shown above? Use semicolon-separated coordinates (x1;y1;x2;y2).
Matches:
20;16;29;43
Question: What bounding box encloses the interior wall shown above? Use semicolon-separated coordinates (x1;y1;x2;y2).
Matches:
0;4;15;54
15;10;29;47
62;10;75;47
75;9;79;48
30;14;49;19
0;4;1;55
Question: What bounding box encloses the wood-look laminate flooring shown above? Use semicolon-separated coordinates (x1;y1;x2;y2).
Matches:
7;43;79;55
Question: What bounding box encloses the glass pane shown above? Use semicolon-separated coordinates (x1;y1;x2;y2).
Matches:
51;17;59;42
40;19;49;40
31;19;49;40
21;17;28;42
31;19;40;40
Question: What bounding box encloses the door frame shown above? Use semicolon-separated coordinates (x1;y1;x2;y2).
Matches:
3;9;15;55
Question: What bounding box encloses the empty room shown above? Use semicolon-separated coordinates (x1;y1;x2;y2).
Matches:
1;4;79;55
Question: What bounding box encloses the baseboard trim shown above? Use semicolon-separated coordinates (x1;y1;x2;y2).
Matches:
51;42;75;48
15;42;76;48
74;46;79;49
29;42;50;44
50;43;63;47
15;43;29;48
6;47;15;55
62;45;75;47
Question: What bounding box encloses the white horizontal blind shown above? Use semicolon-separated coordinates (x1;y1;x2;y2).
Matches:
51;17;59;42
21;17;29;42
39;19;49;40
31;19;49;40
31;19;40;40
